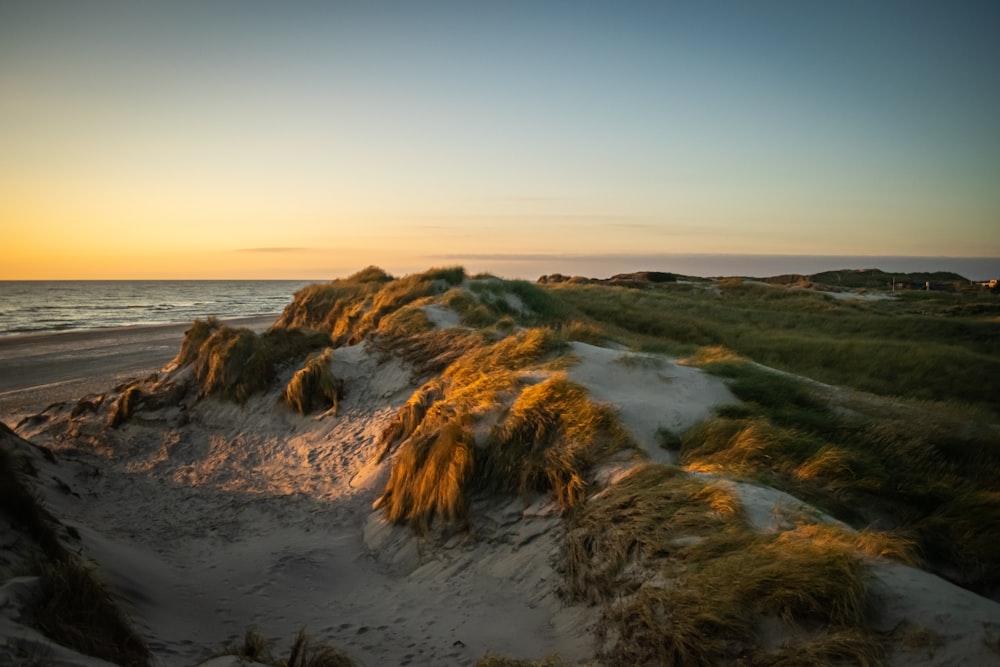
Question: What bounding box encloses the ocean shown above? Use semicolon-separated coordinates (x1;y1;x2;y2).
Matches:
0;280;317;336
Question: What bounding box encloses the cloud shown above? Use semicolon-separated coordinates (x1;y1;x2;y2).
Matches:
235;247;309;253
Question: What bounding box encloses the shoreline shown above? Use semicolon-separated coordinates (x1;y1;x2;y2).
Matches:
0;314;277;426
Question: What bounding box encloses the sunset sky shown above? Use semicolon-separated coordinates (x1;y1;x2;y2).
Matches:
2;1;998;279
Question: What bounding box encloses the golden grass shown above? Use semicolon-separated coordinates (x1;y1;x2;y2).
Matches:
679;344;745;367
478;376;632;511
106;384;142;428
565;464;882;666
375;418;474;532
177;325;328;402
375;327;631;530
283;349;341;416
274;266;465;345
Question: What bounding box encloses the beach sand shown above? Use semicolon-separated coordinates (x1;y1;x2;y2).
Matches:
0;316;276;426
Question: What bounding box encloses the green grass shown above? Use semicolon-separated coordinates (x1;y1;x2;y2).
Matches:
548;281;1000;412
677;360;999;595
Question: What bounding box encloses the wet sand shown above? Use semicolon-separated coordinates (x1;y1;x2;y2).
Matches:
0;316;276;425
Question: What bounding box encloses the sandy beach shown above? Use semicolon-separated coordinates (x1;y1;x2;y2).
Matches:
0;316;276;426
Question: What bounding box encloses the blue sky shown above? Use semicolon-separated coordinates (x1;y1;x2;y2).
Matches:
2;1;998;278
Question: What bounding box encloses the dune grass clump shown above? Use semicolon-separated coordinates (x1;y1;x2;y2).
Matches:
0;432;68;561
274;266;466;345
376;328;630;530
283;349;341;416
107;383;143;428
564;464;881;666
171;316;223;369
182;325;329;402
474;655;568;667
676;358;1000;595
29;557;151;667
476;376;633;511
222;627;356;667
376;419;475;532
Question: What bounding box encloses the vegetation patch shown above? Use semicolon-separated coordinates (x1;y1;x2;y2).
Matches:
107;383;143;428
274;266;466;345
284;349;342;415
173;324;328;403
220;627;356;667
564;464;883;666
28;557;151;667
476;376;632;511
547;281;1000;412
375;328;632;531
677;360;999;596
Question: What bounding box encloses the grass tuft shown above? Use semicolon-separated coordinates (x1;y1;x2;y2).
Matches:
477;376;632;511
375;418;474;533
0;435;68;560
283;349;341;415
107;384;142;428
565;464;881;666
179;325;328;402
221;627;356;667
29;557;151;667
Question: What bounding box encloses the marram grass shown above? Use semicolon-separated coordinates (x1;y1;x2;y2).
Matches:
283;348;341;416
565;464;883;667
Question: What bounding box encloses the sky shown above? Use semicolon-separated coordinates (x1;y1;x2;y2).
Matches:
1;1;998;280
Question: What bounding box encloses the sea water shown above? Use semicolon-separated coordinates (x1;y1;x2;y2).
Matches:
0;280;317;336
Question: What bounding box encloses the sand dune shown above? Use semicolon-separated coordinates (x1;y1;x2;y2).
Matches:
2;276;999;666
